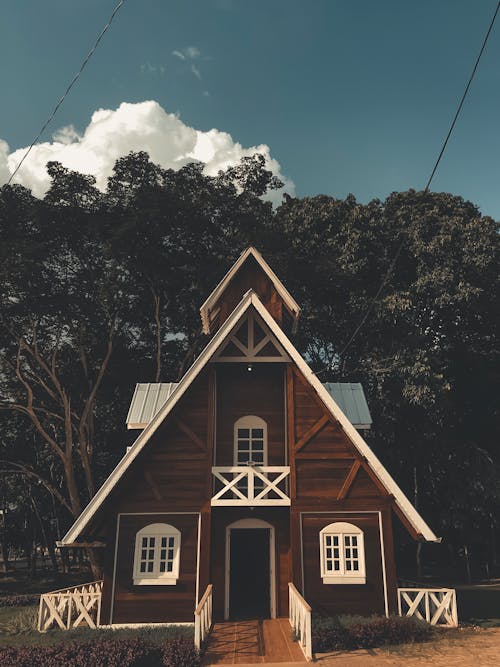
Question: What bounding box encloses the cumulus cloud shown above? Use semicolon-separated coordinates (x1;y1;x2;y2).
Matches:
0;101;294;203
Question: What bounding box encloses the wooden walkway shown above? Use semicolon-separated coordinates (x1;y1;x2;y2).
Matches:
204;618;306;664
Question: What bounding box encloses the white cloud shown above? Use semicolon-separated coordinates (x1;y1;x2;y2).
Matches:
191;64;201;80
184;46;200;59
172;50;185;61
0;101;294;204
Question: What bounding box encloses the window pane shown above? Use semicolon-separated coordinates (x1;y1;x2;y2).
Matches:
160;561;166;572
238;452;249;463
326;561;332;571
142;537;148;548
167;561;173;572
141;549;146;559
346;561;352;571
238;429;250;438
352;536;358;546
334;561;340;571
252;452;264;463
353;562;359;571
147;562;154;572
238;439;250;449
161;537;167;548
168;537;175;548
252;429;264;438
252;439;264;451
140;563;146;572
333;536;339;546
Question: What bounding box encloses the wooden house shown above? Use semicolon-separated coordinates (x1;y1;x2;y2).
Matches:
43;248;457;648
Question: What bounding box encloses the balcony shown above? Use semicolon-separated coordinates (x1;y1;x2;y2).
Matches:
211;466;291;506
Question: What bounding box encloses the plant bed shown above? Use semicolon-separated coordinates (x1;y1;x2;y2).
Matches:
312;614;434;652
0;636;201;667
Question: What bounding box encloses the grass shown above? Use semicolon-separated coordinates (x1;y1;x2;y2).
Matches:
0;604;194;647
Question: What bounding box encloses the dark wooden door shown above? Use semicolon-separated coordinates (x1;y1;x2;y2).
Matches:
229;528;270;619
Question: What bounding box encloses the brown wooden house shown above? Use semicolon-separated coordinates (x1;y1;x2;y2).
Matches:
56;247;454;637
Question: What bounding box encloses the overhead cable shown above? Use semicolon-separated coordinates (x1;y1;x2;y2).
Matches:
7;0;126;185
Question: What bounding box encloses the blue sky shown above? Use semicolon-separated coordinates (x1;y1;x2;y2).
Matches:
1;0;499;217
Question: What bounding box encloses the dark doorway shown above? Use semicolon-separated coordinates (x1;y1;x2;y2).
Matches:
229;528;270;619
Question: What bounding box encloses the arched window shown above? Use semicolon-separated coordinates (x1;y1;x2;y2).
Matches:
133;523;180;585
234;415;267;465
319;522;366;584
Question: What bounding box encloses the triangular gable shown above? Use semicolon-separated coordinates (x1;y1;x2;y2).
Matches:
214;308;290;362
199;247;301;334
62;290;438;544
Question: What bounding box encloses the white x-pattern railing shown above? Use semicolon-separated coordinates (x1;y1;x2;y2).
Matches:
211;466;290;506
398;588;458;627
38;580;103;631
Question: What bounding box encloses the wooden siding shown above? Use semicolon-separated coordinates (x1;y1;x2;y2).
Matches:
215;364;286;466
301;512;386;616
214;256;285;331
210;508;290;620
111;513;199;624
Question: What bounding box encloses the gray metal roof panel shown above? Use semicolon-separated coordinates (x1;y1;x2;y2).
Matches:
127;381;371;429
126;383;179;427
322;382;372;428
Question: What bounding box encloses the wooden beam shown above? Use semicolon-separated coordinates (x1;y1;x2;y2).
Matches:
286;366;296;500
144;471;162;501
174;417;206;452
337;460;361;499
294;414;329;452
206;368;216;499
56;541;106;548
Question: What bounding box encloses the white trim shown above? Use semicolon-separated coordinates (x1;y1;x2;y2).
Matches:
224;518;276;620
300;510;389;610
132;523;180;585
195;513;201;606
378;512;389;617
319;522;366;585
109;512;200;626
62;291;438;545
102;622;195;629
200;247;301;334
109;515;121;626
234;415;268;466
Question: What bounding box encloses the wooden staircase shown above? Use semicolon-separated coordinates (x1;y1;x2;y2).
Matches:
203;618;305;665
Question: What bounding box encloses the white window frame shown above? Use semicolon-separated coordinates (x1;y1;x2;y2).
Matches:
133;523;180;585
234;415;268;466
319;521;366;585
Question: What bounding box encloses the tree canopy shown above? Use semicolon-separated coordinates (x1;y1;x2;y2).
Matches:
0;152;498;578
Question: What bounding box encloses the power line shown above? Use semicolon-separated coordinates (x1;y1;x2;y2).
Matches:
328;0;500;370
7;0;126;185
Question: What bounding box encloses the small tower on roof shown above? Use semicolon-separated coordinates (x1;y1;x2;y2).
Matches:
199;247;301;335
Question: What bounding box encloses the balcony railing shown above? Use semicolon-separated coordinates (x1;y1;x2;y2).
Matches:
211;466;291;506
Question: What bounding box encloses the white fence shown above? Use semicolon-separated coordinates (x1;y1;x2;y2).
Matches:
289;582;312;660
38;580;103;631
398;588;458;627
194;584;213;650
211;466;290;506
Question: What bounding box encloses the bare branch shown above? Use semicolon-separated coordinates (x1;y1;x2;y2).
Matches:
0;460;72;514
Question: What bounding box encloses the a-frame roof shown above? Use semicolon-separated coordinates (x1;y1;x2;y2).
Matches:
199;247;301;334
62;290;439;544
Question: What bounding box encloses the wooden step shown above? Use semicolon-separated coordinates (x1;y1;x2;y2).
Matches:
204;618;306;664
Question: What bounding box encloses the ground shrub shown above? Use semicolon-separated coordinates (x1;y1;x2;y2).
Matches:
0;637;202;667
162;637;202;667
1;606;37;634
0;595;39;607
312;614;433;652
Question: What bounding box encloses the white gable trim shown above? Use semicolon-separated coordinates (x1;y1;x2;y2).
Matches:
199;247;301;334
62;291;438;544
